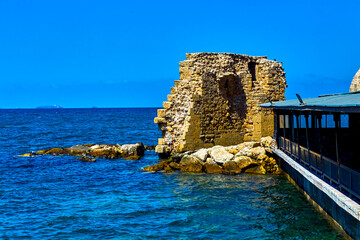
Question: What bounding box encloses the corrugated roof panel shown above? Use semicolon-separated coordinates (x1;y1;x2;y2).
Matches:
261;91;360;110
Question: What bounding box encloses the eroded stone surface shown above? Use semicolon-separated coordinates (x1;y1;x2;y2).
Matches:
155;53;286;154
191;148;209;162
209;146;234;164
350;68;360;92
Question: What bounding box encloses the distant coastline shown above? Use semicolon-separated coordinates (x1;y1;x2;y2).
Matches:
36;105;63;109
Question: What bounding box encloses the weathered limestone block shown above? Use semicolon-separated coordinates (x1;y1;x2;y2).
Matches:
234;156;256;169
155;52;286;154
191;148;209;162
260;136;273;148
204;162;224;174
245;165;266;174
157;109;166;118
223;160;242;175
209;146;234;164
179;155;204;173
163;101;172;109
154;117;166;124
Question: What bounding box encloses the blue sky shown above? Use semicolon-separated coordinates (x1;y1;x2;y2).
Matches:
0;0;359;108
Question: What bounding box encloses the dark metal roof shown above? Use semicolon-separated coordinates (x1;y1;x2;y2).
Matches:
261;91;360;113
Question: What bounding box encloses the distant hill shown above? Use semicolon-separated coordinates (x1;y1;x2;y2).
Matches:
36;105;63;109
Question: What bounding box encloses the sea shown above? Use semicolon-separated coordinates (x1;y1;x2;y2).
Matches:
0;108;346;239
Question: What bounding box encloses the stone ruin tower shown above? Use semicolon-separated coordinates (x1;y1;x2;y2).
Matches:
155;53;287;155
349;68;360;92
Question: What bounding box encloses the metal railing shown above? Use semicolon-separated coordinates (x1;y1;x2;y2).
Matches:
278;136;360;201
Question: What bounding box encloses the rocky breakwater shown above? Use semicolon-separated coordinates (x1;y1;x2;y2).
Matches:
144;136;280;175
18;143;146;161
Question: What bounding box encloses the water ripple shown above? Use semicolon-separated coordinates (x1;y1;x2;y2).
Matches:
0;109;346;239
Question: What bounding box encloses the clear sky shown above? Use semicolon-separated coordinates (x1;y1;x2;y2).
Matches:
0;0;359;108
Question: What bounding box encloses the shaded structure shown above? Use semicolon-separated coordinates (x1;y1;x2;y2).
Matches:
261;91;360;239
262;91;360;200
155;53;286;154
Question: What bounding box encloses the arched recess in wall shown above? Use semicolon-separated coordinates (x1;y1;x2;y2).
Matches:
218;73;247;119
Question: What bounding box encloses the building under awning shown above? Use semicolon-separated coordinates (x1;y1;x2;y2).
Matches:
261;91;360;202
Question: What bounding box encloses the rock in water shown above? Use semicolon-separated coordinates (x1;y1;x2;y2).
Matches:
209;146;234;164
191;148;209;162
223;161;242;175
45;148;67;155
20;142;145;160
120;142;145;160
245;165;266;174
249;147;266;159
179;155;204;173
79;156;96;162
143;160;172;172
203;162;224;174
234;156;256;170
67;145;92;155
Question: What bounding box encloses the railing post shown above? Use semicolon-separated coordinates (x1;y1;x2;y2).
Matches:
318;114;323;177
296;114;300;161
334;113;341;187
305;113;310;166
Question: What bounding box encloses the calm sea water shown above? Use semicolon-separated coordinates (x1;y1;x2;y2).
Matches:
0;108;345;239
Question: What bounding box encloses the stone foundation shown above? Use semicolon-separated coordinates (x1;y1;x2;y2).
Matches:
155;53;287;154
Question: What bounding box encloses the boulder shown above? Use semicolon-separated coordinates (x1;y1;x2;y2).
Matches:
236;147;252;157
242;141;261;148
36;149;50;154
143;160;172;172
46;148;67;155
120;142;145;160
234;156;256;170
155;145;171;159
89;145;121;159
245;165;266;174
179;155;204;173
259;156;280;174
225;144;246;154
169;162;181;170
79;156;96;162
18;153;38;157
261;136;273;148
67;145;91;155
223;161;242;175
191;148;209;162
163;164;174;173
170;152;187;163
209;146;234;164
204;162;224;174
250;147;266;159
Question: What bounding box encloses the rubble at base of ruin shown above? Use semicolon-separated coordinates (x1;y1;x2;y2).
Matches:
155;53;287;157
349;68;360;92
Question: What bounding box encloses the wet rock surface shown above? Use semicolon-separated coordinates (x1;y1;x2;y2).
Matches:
143;137;281;175
18;142;146;161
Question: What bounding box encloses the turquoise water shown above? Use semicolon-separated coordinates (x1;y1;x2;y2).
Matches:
0;108;345;239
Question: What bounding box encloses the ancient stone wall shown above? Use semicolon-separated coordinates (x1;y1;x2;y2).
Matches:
155;53;286;154
349;68;360;92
